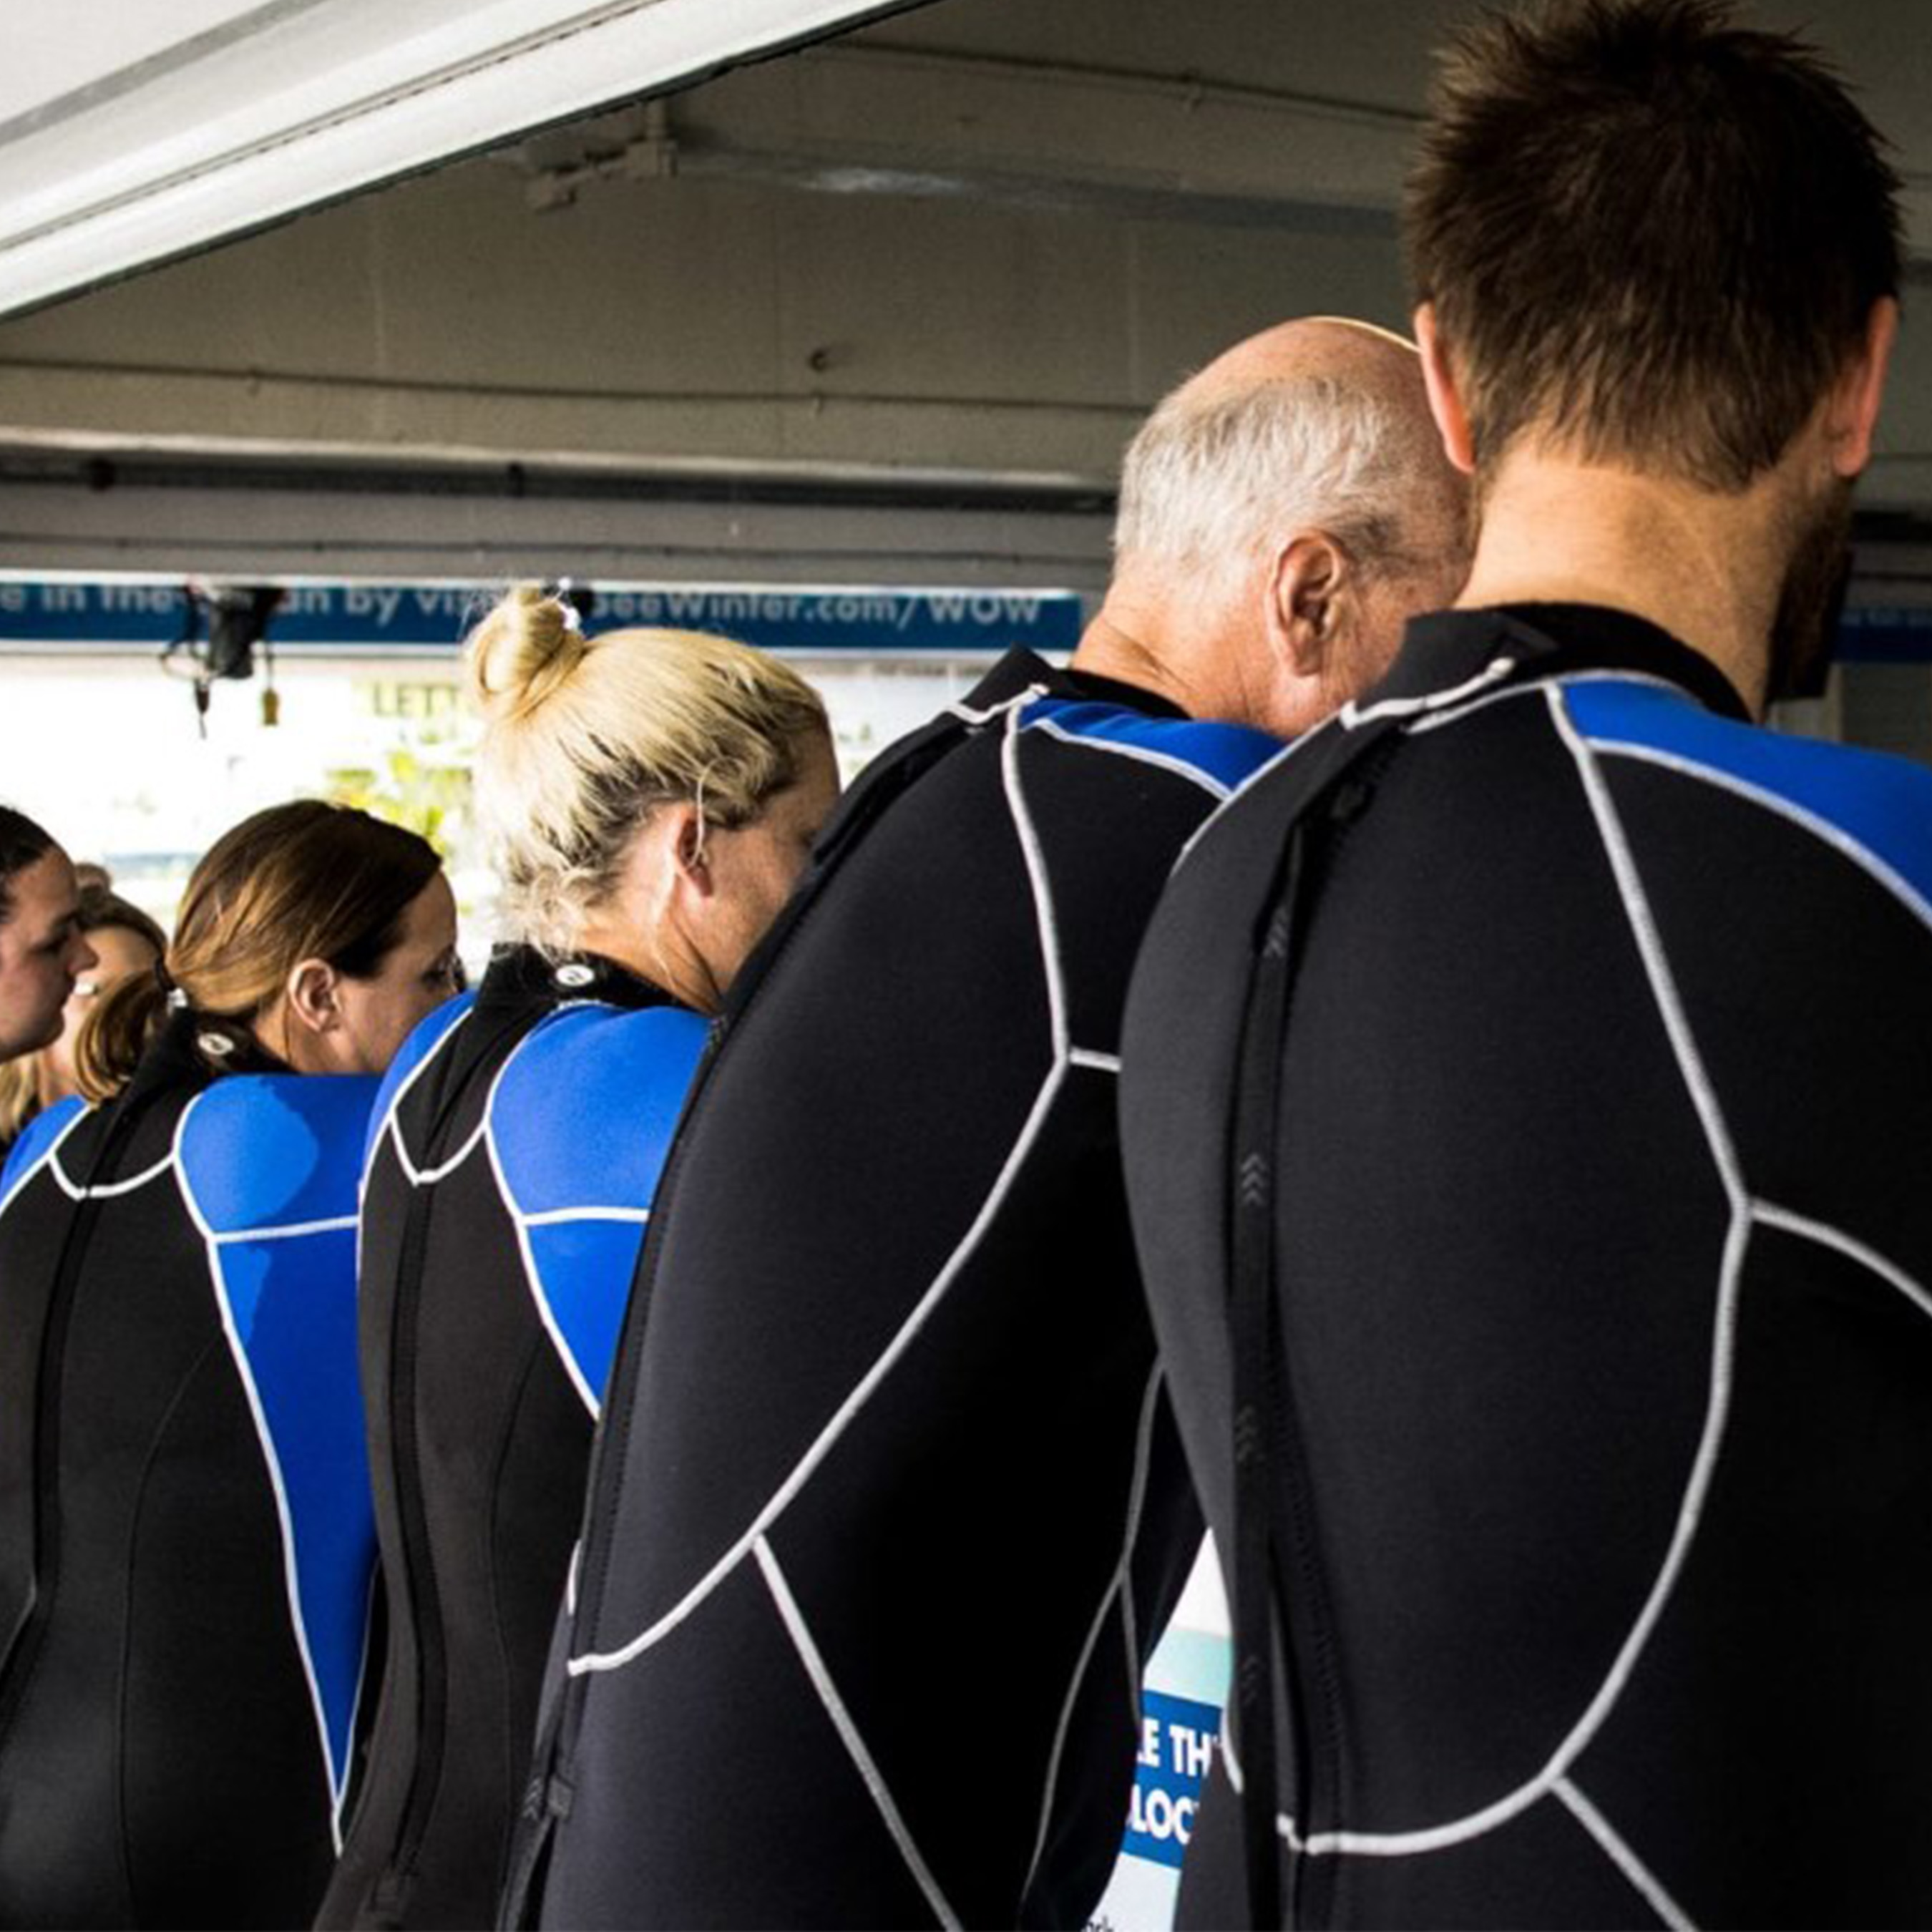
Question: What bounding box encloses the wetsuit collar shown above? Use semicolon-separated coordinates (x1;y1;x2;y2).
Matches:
1373;602;1753;723
476;943;678;1013
955;647;1190;722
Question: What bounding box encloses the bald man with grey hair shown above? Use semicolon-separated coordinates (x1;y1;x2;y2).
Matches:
503;316;1472;1932
1083;317;1470;736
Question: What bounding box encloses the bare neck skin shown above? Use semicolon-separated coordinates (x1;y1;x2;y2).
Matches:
1456;451;1792;718
572;912;703;1010
1073;578;1257;722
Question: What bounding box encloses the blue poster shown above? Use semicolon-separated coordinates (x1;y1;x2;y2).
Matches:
1122;1689;1222;1870
0;579;1085;657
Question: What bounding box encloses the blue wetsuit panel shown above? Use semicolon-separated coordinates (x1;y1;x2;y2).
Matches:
368;993;477;1163
0;1095;83;1205
1020;697;1280;794
525;1220;650;1403
178;1074;382;1810
1564;678;1932;918
185;1076;383;1232
490;1003;708;1402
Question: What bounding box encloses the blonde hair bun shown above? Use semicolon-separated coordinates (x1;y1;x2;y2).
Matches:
463;591;830;955
464;585;591;723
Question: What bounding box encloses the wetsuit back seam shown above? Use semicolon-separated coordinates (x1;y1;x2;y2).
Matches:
569;718;1070;1676
1582;736;1932;939
175;1098;344;1838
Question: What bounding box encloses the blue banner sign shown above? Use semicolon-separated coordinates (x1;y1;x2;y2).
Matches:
1835;607;1932;664
1121;1689;1221;1871
0;580;1084;657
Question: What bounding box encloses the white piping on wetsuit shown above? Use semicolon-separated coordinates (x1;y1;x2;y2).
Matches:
754;1536;963;1930
1020;1360;1167;1898
1022;713;1234;799
1337;655;1517;727
6;1090;412;1853
561;689;1234;1918
1403;670;1691;738
567;697;1130;1677
1583;736;1932;943
1219;680;1932;1908
172;1093;351;1849
1554;1778;1699;1931
382;1008;649;1419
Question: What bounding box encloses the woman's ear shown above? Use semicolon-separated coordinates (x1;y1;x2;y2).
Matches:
284;957;343;1038
669;806;717;899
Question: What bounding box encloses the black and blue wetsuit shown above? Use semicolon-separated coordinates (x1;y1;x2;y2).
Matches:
0;1018;379;1928
1121;605;1932;1929
504;648;1280;1930
320;947;706;1931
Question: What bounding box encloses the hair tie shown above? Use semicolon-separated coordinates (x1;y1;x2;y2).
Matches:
155;961;190;1011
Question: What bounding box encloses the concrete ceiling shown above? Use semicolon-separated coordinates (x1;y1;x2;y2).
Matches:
0;0;1924;587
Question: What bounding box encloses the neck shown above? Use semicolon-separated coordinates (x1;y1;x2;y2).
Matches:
570;919;713;1015
1459;452;1787;717
1072;584;1221;717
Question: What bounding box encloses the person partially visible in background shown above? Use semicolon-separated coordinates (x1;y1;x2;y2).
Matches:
0;806;95;1073
0;878;165;1155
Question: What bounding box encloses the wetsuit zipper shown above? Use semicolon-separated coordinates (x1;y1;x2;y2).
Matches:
1228;743;1400;1928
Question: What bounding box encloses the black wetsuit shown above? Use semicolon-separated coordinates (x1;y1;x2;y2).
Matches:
503;648;1281;1930
1121;606;1932;1929
320;948;706;1931
0;1018;379;1928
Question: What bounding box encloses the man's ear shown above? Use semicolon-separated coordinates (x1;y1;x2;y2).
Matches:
1826;295;1898;480
1415;303;1477;477
284;957;343;1038
1267;533;1348;680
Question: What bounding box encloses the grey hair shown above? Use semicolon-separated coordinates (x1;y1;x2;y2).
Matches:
1112;373;1448;606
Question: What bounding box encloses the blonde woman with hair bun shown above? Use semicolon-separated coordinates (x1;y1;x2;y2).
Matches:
467;582;837;1010
321;584;837;1932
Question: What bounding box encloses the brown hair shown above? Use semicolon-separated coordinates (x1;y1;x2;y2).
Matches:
0;806;54;927
74;801;440;1102
73;882;167;963
1406;0;1903;490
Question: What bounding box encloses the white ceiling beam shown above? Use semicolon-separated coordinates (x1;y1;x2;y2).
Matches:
0;0;922;321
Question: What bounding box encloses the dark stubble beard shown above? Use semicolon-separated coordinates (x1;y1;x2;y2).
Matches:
1765;477;1855;705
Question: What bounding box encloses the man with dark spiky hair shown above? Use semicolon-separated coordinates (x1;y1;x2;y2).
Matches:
1121;4;1927;1928
0;808;92;1066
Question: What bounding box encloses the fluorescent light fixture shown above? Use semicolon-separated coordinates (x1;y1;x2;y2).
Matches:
0;0;924;319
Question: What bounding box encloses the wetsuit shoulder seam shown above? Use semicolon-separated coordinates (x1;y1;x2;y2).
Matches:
1585;736;1932;941
1020;712;1236;799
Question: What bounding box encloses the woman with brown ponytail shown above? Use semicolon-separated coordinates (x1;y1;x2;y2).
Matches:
318;586;836;1931
0;800;459;1930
